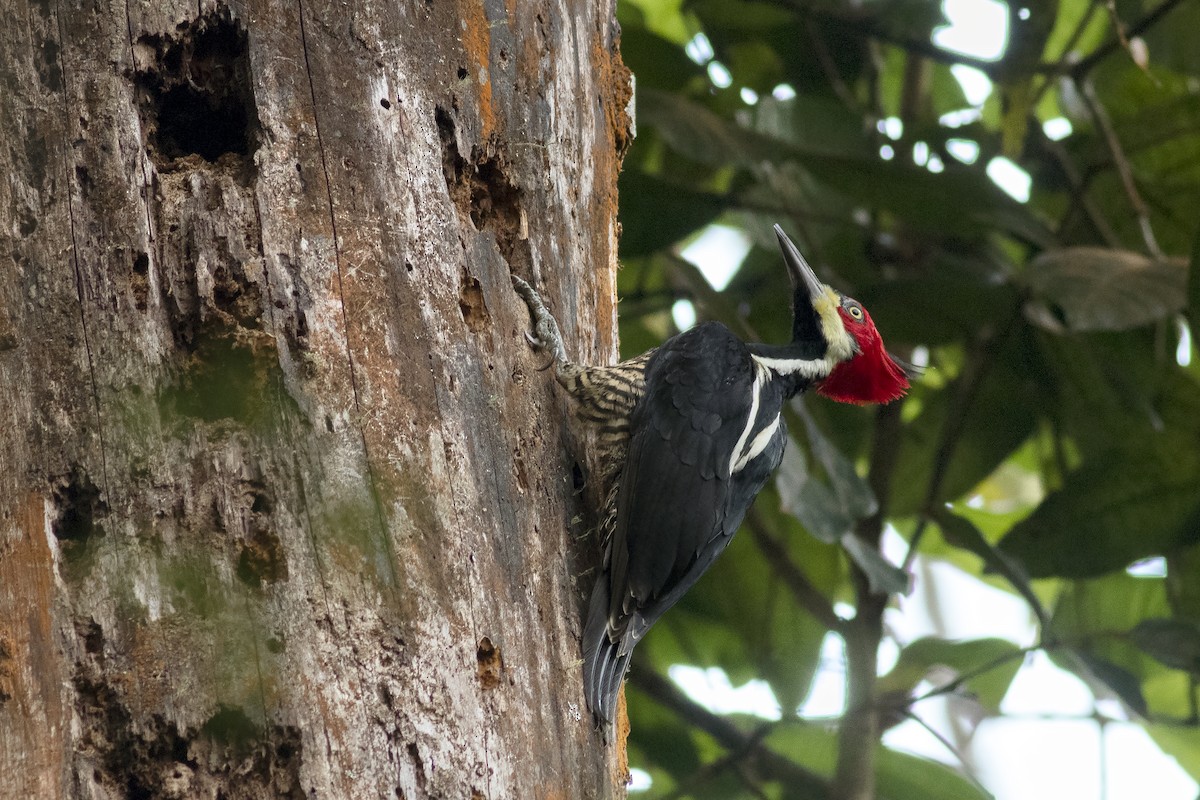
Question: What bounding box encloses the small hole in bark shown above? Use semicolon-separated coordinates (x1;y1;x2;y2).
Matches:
74;165;92;195
200;705;261;755
131;251;150;310
476;637;503;689
458;274;490;333
325;415;335;433
572;462;585;491
236;525;286;589
52;467;105;543
380;97;391;109
457;67;467;79
74;619;104;657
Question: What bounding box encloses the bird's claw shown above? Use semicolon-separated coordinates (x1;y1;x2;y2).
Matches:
512;274;567;367
523;331;557;371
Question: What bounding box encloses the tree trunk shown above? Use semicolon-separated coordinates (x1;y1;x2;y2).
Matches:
0;1;631;797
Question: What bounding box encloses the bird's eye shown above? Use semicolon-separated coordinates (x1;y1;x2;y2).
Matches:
847;305;864;320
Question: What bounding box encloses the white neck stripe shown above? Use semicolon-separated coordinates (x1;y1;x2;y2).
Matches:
751;354;835;380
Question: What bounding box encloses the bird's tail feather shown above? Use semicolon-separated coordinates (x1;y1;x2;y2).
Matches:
581;575;632;725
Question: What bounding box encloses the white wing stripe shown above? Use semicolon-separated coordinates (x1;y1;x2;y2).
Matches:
733;413;781;473
728;367;764;476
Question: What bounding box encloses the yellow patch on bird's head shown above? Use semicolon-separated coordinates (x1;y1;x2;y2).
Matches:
814;286;856;362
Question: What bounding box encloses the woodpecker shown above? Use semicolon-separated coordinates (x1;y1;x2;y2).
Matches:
513;225;909;725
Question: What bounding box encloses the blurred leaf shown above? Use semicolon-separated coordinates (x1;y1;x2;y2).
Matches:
1037;327;1172;458
776;406;905;594
765;724;993;800
618;171;729;257
1043;0;1106;64
777;441;849;544
998;81;1035;158
638;88;1050;239
1025;247;1188;332
879;636;1024;713
839;533;909;596
619;0;692;43
651;501;831;707
999;432;1200;579
1188;226;1200;329
725;40;785;92
618;25;705;91
1147;724;1200;782
859;276;1020;346
1131;0;1200;76
625;682;703;784
1130;618;1200;675
935;510;1046;624
753;93;871;156
1072;651;1150;717
1167;542;1200;623
1047;573;1175;717
878;50;968;121
890;327;1041;517
776;404;877;543
798;403;878;521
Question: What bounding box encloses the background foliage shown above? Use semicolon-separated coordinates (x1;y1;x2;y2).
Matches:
610;0;1200;797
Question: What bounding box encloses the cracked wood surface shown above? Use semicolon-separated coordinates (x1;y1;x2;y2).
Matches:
0;1;631;797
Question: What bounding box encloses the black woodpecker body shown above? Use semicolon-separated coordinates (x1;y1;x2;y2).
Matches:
513;225;909;726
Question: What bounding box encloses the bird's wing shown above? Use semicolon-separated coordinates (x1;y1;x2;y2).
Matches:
605;322;756;639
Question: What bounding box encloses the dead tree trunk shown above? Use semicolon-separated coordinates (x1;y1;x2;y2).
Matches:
0;1;631;797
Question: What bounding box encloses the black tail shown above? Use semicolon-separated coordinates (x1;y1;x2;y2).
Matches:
581;574;631;725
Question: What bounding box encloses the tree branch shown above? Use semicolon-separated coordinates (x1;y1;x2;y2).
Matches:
747;508;845;633
1043;133;1122;249
1076;78;1164;258
1068;0;1189;79
628;669;831;799
832;400;905;800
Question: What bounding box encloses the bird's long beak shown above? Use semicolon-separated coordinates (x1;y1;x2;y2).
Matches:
773;225;826;302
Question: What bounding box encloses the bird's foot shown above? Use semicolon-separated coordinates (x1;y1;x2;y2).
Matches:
511;275;567;367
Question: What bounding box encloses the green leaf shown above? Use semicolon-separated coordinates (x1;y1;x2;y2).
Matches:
1134;0;1200;76
764;725;994;800
638;88;1050;239
618;0;692;44
775;404;876;543
840;533;909;596
1129;618;1200;675
1146;723;1200;782
618;171;729;257
1188;225;1200;330
998;437;1200;579
625;684;703;782
653;506;831;708
1071;651;1149;717
858;276;1020;346
798;402;878;521
935;510;1046;625
776;440;850;544
878;636;1025;713
889;327;1041;517
1025;247;1188;332
618;26;705;91
1166;542;1200;623
1046;573;1176;717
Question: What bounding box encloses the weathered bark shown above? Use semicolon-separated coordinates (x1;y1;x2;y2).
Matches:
0;1;631;797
